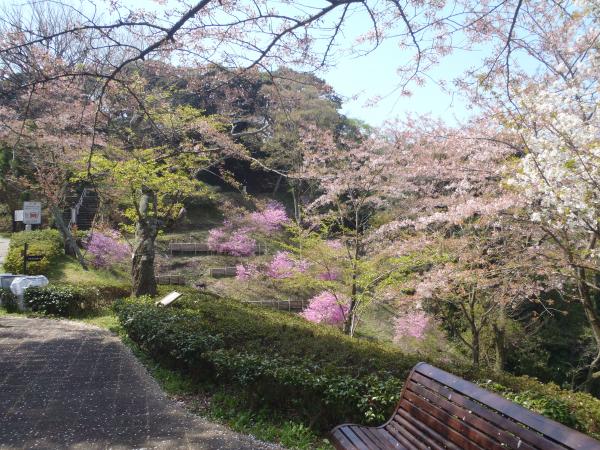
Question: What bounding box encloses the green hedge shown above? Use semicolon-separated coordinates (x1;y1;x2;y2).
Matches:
0;288;18;312
4;230;63;274
26;284;130;316
115;295;600;437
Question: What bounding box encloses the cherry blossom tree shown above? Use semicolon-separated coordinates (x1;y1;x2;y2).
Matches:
300;291;349;326
505;41;600;388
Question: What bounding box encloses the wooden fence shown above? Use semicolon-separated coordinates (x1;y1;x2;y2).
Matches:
168;242;211;255
156;274;187;285
242;299;307;312
208;267;238;278
168;241;269;256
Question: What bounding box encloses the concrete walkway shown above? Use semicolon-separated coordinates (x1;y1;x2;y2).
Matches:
0;236;9;266
0;317;282;450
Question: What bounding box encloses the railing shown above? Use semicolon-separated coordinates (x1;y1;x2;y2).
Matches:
69;188;92;227
168;240;269;256
208;267;238;277
242;299;307;312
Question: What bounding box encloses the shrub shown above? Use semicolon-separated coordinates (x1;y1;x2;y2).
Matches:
4;230;63;274
25;284;130;316
207;227;257;256
266;251;309;279
300;291;348;325
393;310;430;340
115;295;600;437
0;288;18;312
84;231;131;268
249;201;289;232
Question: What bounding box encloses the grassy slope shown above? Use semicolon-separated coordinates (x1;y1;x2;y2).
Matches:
46;255;129;287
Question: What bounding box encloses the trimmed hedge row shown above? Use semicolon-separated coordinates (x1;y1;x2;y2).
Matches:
4;230;63;274
115;295;600;437
25;284;130;316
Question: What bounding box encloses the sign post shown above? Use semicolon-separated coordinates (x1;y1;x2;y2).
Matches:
23;243;28;275
21;243;43;275
23;202;42;231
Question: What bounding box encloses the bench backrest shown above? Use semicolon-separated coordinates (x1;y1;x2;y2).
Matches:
385;362;600;450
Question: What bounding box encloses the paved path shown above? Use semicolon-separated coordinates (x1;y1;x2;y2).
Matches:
0;317;282;450
0;236;9;266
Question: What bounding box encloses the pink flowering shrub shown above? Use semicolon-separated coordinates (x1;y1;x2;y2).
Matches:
393;311;430;340
235;263;259;280
267;251;309;279
249;202;289;232
85;231;130;268
300;291;348;325
206;203;288;256
207;227;257;256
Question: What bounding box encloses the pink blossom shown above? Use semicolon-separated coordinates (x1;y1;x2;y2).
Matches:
249;201;289;232
267;251;309;278
300;291;348;325
393;311;430;340
85;231;130;268
207;227;257;256
235;263;258;280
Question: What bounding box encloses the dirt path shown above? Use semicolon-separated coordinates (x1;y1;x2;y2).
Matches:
0;316;283;450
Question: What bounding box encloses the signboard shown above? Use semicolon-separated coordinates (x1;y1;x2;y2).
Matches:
23;202;42;225
155;291;182;307
25;255;44;262
14;210;23;222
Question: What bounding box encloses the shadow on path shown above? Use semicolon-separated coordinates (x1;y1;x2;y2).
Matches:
0;317;281;450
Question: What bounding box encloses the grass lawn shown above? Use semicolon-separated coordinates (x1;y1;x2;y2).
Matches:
46;255;129;287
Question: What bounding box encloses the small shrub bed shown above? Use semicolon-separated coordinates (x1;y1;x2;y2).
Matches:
4;230;63;274
115;295;600;438
0;288;18;312
26;284;130;316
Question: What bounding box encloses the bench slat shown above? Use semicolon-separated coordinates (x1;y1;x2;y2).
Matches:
415;363;600;450
340;426;372;450
406;379;537;450
400;400;486;450
330;362;600;450
394;408;462;450
380;422;418;449
353;427;396;450
403;389;505;450
387;414;442;450
369;428;406;449
331;427;360;450
410;372;556;450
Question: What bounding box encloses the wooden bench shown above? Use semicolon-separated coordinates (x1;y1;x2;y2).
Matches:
330;362;600;450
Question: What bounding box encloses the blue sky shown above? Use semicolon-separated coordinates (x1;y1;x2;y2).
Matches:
320;41;479;127
0;0;494;127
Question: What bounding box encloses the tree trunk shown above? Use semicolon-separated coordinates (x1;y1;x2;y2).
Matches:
291;185;300;223
343;291;357;336
471;327;480;367
51;206;88;270
577;267;600;391
272;174;283;195
343;263;358;336
492;322;507;372
132;188;158;297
